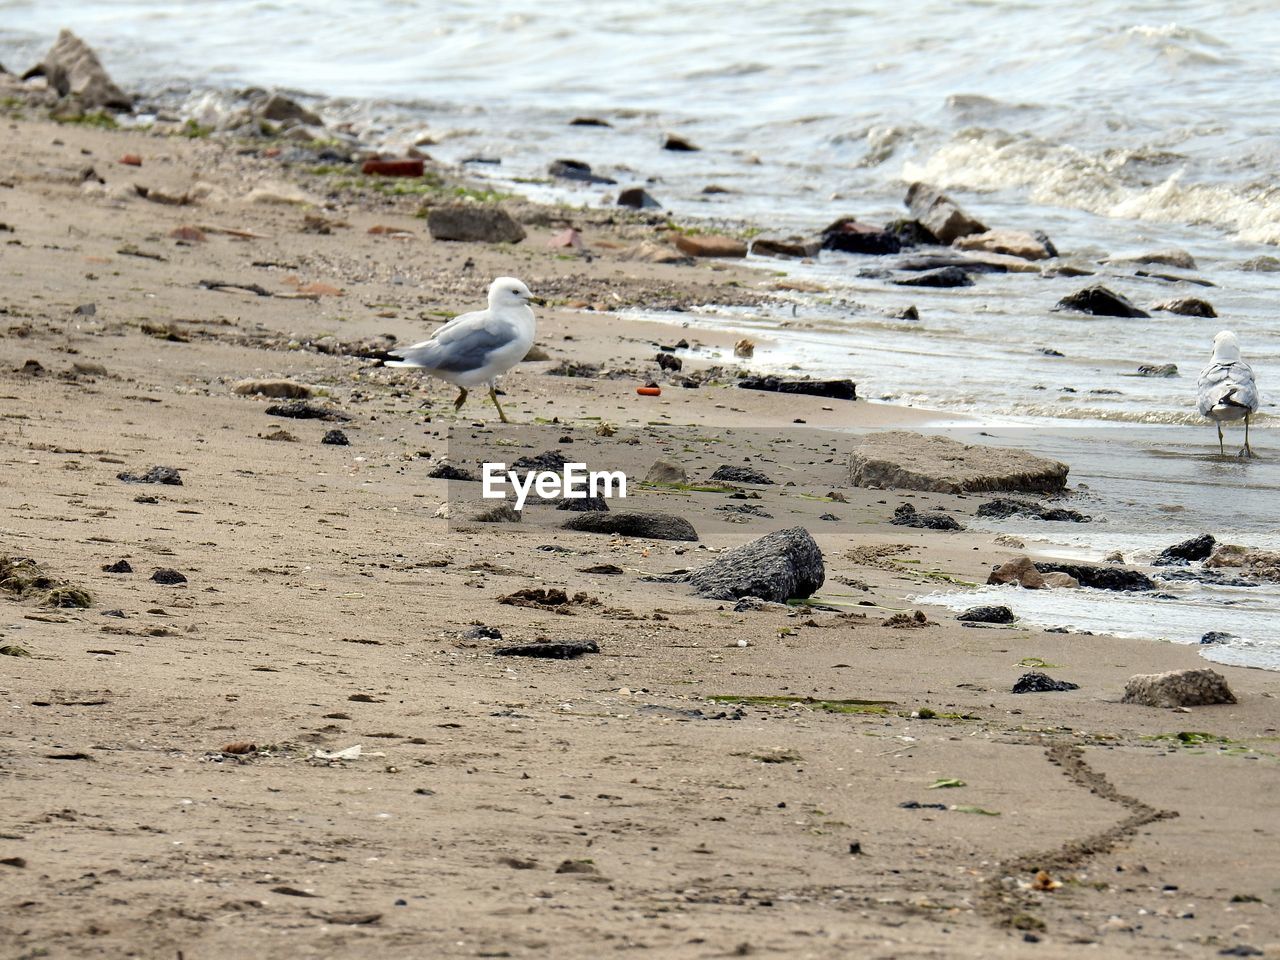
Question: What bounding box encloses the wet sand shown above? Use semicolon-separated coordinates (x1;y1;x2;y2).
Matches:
1;118;1279;959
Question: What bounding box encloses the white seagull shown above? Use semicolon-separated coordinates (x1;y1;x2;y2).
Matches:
386;277;543;423
1197;330;1259;457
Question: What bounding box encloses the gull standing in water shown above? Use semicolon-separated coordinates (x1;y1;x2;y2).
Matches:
386;277;543;423
1197;330;1259;457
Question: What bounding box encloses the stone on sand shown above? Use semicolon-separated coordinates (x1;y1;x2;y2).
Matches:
24;30;131;110
849;432;1068;494
673;526;824;603
562;511;698;541
232;379;313;399
673;234;747;258
1122;668;1235;708
751;235;822;259
426;205;526;244
643;459;688;485
1154;533;1215;566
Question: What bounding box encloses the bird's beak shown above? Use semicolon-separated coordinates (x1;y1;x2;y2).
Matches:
527;295;546;306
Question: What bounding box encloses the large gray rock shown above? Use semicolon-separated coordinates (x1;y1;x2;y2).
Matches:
23;30;131;110
671;526;824;602
426;205;526;243
1122;669;1236;708
849;432;1068;494
562;511;697;541
256;92;322;128
905;183;987;244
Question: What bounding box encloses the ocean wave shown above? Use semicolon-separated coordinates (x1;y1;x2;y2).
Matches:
901;132;1280;245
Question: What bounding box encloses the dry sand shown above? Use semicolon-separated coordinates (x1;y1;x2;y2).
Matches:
1;116;1278;959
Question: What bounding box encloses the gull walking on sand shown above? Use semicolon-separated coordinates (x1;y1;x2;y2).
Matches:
1197;330;1259;457
386;277;543;423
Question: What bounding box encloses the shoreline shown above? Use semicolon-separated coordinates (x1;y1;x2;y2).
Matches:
2;109;1279;958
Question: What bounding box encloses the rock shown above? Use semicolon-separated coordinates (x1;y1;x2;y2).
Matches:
1119;248;1197;270
265;400;349;421
893;266;973;288
1239;255;1280;272
245;182;322;206
470;502;521;523
625;241;691;264
894;253;1005;274
1137;363;1178;377
953;229;1053;261
905;182;987;244
151;568;187;585
1033;562;1154;592
23;30;131;110
957;605;1014;624
883;610;930;628
1056;285;1149;318
1122;668;1235;708
1154;533;1216;566
738;375;856;401
260;428;298;442
1205;544;1280;582
1013;673;1080;694
426;205;526;244
1153;297;1216;318
734;339;755;358
361;158;425;177
102;560;133;574
1200;631;1237;645
987;557;1047;589
569;116;611;127
562;512;698;541
117;465;182;485
643;459;688;485
321;429;349;446
976;497;1090;522
662;134;699;151
710;465;773;485
821;219;902;255
673;234;747;258
894;306;919;321
752;235;822;259
257;92;321;127
556;495;609;512
548;159;615;185
495;641;599;659
232;379;312;399
890;503;964;531
849;432;1068;494
1041;571;1080;588
427;462;478;481
523;345;552;361
733;596;789;612
617;187;661;209
672;526;824;602
655;352;682;372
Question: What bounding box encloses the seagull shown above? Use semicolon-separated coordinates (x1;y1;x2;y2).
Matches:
386;277;543;422
1197;330;1259;457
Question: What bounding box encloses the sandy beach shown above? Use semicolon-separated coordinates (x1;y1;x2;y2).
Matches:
2;110;1279;960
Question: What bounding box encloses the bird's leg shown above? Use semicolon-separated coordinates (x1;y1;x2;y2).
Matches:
1217;421;1224;457
1241;414;1256;459
488;385;509;424
453;387;468;413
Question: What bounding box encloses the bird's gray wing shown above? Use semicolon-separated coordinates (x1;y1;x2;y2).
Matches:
1198;360;1258;416
390;314;518;373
